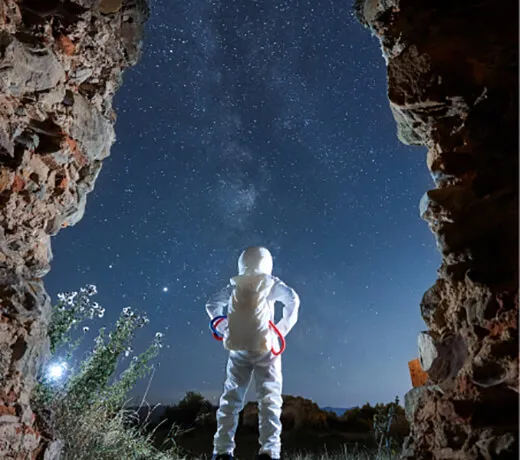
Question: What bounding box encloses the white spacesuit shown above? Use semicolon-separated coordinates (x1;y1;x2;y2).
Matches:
206;246;300;460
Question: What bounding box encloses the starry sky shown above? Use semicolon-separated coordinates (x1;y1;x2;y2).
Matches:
45;0;440;408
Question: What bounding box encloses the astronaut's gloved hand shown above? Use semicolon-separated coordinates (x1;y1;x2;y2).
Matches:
215;318;229;337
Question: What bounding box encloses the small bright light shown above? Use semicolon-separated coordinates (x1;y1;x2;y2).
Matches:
48;362;66;381
162;287;169;292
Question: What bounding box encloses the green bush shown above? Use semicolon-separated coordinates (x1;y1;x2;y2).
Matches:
32;285;181;460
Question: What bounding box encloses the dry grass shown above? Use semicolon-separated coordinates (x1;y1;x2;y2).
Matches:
285;447;395;460
194;445;397;460
46;396;398;460
47;401;183;460
54;405;395;460
49;401;398;460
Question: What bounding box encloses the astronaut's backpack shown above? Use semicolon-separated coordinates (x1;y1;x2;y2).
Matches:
223;274;276;352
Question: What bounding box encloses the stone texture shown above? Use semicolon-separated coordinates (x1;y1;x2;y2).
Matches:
70;95;115;162
418;331;467;384
0;0;149;458
0;36;66;95
355;0;518;458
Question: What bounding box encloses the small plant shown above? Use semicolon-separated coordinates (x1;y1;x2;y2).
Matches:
373;396;402;459
32;285;181;460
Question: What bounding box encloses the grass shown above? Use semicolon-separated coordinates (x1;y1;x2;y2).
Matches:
188;442;398;460
197;446;399;460
40;401;182;460
285;447;395;460
40;397;398;460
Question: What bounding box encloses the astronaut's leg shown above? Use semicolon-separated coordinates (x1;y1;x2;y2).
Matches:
213;352;253;457
254;353;283;459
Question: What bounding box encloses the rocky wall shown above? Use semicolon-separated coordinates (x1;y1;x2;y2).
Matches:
0;0;148;458
355;0;518;458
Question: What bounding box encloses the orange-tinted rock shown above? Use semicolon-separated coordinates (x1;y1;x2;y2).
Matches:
57;36;75;56
11;175;24;192
408;358;428;388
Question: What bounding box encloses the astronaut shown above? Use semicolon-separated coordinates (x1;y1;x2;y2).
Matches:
206;246;300;460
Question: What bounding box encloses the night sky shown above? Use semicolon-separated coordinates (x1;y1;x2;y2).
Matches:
45;0;440;408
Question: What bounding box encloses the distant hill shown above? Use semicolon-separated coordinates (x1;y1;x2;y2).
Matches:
321;407;352;416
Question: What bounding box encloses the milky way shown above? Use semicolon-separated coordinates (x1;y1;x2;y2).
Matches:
45;0;440;407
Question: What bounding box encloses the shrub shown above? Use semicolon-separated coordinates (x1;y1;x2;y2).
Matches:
32;285;181;460
162;391;214;428
339;406;373;433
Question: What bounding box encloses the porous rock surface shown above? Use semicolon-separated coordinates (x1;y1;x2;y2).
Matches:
355;0;518;458
0;0;148;457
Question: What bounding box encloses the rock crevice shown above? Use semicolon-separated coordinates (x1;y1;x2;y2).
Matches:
0;0;148;457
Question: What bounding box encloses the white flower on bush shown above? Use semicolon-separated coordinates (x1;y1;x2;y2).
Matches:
57;291;78;307
154;332;164;348
86;284;97;296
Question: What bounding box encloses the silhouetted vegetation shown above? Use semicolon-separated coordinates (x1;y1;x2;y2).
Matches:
161;391;214;428
152;392;409;459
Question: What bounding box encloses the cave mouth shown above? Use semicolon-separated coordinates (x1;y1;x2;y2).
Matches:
0;1;517;459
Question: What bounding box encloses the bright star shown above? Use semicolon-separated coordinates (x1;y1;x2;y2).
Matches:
162;287;169;292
